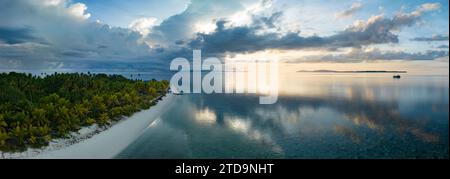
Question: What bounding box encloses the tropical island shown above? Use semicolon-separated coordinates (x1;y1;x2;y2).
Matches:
0;72;169;153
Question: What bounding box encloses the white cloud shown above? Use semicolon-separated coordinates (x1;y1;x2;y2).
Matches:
129;17;158;36
42;0;64;6
67;3;91;20
228;0;274;27
146;0;261;46
335;2;363;19
413;3;441;16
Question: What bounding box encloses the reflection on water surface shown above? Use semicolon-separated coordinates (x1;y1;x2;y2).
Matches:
117;73;449;159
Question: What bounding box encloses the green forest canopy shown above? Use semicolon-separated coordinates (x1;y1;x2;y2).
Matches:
0;72;169;152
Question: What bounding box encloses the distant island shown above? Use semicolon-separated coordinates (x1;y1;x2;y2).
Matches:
297;70;407;73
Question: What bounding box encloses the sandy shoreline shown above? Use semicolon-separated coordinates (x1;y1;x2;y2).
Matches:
1;94;175;159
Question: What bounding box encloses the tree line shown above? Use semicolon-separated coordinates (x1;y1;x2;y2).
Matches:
0;72;169;152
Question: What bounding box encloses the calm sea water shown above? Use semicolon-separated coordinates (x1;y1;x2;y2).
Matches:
115;73;449;159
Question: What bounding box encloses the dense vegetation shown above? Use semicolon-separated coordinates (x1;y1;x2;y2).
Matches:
0;72;169;152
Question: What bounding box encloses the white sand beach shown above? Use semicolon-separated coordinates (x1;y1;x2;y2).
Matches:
0;94;176;159
33;94;175;159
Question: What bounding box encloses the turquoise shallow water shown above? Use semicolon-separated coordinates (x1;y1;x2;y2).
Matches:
116;74;449;159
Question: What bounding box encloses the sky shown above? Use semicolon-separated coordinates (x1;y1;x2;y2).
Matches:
0;0;448;74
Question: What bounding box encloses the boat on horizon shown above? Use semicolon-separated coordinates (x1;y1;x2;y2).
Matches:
171;87;184;95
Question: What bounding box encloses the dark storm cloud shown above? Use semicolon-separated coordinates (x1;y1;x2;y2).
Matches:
0;0;153;70
411;34;449;42
189;7;435;55
175;40;185;45
188;19;327;54
0;26;45;44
